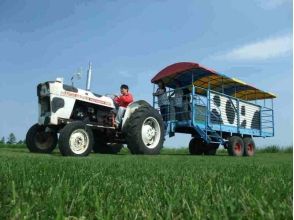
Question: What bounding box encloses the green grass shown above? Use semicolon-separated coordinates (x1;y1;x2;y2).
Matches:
0;146;292;219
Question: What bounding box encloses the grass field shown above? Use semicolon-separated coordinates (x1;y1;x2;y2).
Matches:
0;145;292;219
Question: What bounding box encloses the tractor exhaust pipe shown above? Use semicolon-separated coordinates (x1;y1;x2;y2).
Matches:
86;62;92;91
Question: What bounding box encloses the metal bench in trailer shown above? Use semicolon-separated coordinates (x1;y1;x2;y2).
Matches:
151;62;276;156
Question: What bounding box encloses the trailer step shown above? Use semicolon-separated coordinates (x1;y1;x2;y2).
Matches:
208;135;221;138
209;141;222;144
192;125;225;145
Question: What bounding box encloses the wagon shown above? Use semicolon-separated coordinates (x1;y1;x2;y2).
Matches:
151;62;275;156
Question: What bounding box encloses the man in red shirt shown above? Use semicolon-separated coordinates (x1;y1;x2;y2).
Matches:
114;84;134;127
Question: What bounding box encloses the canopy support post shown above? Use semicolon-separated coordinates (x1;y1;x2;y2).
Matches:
234;83;240;134
272;98;274;136
222;76;224;93
205;76;211;141
192;72;195;127
152;83;155;108
234;83;236;98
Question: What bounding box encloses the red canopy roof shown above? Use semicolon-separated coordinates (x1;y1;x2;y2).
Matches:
151;62;217;83
151;62;276;100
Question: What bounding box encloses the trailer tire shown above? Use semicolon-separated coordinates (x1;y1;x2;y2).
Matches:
124;106;164;155
204;143;219;155
59;121;93;156
243;137;255;157
189;138;205;155
228;136;244;156
93;136;123;154
26;124;57;153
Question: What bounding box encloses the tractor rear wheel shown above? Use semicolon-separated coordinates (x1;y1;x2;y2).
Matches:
26;124;57;153
228;136;244;156
189;138;205;155
59;121;93;156
243;137;255;156
124;105;164;154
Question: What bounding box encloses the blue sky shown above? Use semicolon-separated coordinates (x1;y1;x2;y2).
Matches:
0;0;292;147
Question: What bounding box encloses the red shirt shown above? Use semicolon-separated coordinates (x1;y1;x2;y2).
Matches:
114;92;134;108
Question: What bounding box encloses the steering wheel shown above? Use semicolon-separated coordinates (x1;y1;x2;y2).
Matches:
105;94;120;109
105;93;119;99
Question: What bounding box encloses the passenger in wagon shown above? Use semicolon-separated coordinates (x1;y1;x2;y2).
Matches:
153;80;169;123
182;87;191;120
170;81;183;121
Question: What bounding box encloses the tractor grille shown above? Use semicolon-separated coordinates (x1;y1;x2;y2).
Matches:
37;82;51;116
40;97;51;116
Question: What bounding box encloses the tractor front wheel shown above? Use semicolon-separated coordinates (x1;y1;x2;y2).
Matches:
59;121;93;156
26;124;58;153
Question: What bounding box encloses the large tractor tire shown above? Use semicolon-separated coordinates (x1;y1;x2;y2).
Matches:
227;136;244;156
58;121;93;156
189;138;206;155
26;124;58;153
124;105;164;155
93;135;123;154
243;137;255;157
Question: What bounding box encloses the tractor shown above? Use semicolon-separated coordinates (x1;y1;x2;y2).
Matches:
26;63;165;156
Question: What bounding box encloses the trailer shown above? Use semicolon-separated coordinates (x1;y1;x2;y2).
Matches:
151;62;276;156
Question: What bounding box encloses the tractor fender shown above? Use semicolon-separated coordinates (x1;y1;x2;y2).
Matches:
121;100;152;129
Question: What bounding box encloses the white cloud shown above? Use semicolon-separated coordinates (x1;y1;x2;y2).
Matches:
257;0;292;9
215;33;292;61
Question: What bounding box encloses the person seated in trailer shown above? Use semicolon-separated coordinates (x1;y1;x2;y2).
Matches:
182;87;191;120
169;81;183;121
114;84;134;128
153;80;169;122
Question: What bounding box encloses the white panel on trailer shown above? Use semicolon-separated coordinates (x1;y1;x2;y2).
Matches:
210;92;261;130
239;101;261;130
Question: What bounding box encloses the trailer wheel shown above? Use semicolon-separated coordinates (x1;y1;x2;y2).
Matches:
228;136;244;156
189;138;205;155
93;136;123;154
243;137;255;156
124;106;164;155
59;121;93;156
204;143;219;155
26;124;57;153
